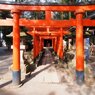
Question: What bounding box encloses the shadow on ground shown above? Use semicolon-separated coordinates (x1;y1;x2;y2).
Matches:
22;64;52;85
0;50;12;60
0;80;12;88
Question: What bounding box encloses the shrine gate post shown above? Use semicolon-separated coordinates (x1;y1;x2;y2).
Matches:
75;9;84;83
12;9;21;85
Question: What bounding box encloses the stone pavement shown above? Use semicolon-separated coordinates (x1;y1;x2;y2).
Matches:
0;47;12;77
1;47;95;95
1;64;95;95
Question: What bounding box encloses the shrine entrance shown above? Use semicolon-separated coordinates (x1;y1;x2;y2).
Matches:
44;39;52;47
0;3;95;85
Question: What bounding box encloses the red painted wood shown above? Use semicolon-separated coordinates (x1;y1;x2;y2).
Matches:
76;10;84;71
12;10;20;71
0;4;95;11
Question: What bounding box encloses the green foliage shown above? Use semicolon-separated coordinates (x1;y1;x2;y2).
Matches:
0;10;11;19
21;11;45;20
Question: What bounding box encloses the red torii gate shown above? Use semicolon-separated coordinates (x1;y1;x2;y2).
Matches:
0;3;95;85
27;27;69;58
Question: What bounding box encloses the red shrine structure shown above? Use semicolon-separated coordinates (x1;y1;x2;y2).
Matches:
0;3;95;85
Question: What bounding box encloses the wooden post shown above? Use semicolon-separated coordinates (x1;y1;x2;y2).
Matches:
46;11;51;20
33;34;37;59
54;37;57;53
75;9;84;84
52;38;55;51
57;37;60;56
57;29;63;59
11;9;21;85
40;38;43;50
39;37;42;52
36;36;40;57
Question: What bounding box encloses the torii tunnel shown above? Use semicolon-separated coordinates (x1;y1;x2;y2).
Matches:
0;3;95;85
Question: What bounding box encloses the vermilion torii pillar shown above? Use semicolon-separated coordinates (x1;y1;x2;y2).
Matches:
36;36;40;57
33;34;37;58
75;9;84;84
39;37;42;51
57;29;63;59
57;35;63;59
11;9;21;85
53;37;57;53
